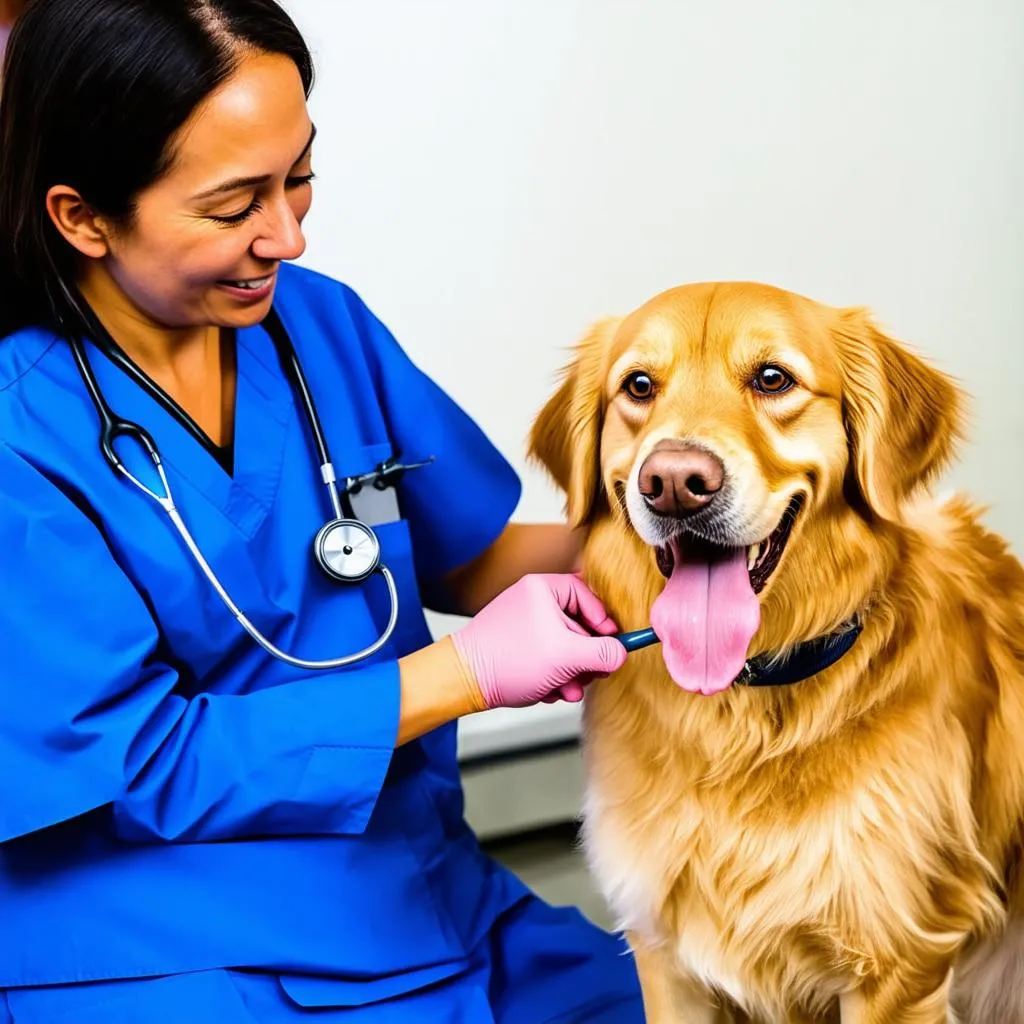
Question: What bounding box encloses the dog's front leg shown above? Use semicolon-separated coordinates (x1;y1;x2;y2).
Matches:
627;932;730;1023
839;964;957;1024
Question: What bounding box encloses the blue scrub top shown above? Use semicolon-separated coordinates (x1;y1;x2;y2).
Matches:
0;265;530;994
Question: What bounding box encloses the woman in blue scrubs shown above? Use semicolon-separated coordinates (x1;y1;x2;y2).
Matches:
0;1;645;1021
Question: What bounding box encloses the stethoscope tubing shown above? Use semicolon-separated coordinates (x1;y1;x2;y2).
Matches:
66;303;400;670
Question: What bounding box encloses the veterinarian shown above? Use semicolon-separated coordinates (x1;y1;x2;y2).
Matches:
0;1;645;1020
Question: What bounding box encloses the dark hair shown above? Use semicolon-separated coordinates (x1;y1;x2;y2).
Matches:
0;0;314;339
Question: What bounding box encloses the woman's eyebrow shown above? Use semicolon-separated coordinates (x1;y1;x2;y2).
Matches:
191;124;317;201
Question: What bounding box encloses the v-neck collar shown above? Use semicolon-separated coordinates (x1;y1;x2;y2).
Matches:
83;320;293;538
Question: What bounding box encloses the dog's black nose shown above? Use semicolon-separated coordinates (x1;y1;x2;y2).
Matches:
639;442;724;516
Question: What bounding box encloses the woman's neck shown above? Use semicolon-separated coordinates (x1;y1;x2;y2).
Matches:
78;264;236;449
78;263;211;372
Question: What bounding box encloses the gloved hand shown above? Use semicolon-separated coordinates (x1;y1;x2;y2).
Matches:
451;573;628;710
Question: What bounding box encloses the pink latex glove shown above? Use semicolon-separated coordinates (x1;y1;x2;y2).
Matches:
451;573;628;709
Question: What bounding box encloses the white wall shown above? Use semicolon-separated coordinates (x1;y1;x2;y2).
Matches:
284;0;1024;754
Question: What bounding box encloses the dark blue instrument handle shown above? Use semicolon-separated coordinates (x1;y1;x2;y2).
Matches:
614;627;659;652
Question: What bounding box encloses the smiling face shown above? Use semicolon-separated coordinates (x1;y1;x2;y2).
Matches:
49;50;315;336
530;282;962;695
605;284;849;576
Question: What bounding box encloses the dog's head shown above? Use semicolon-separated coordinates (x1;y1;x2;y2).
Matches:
529;283;963;695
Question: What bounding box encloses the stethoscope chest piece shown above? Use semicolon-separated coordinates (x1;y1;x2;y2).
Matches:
315;517;381;583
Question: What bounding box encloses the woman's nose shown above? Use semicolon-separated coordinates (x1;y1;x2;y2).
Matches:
251;199;306;262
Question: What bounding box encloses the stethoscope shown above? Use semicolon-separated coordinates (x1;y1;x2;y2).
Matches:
67;301;432;670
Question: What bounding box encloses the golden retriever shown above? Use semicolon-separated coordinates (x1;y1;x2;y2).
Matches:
528;283;1024;1024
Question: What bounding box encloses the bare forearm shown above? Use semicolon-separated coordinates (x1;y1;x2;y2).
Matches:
395;636;485;746
433;523;585;617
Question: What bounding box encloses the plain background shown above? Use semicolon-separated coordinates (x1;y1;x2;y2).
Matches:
283;1;1024;754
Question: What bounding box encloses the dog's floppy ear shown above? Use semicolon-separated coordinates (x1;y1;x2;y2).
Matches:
834;307;964;522
528;317;621;528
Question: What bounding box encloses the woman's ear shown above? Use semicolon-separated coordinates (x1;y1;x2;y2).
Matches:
833;307;965;522
528;317;621;528
45;185;110;259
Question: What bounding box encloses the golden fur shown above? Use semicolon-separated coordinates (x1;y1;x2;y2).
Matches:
528;283;1024;1023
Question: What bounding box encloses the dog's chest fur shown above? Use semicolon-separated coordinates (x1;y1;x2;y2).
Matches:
580;684;997;1020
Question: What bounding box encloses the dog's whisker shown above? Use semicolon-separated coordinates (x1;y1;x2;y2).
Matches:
611;482;632;527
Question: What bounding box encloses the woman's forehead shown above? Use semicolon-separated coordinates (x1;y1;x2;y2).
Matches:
166;51;312;189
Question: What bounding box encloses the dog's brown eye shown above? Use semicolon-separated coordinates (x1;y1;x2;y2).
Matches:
624;372;654;401
753;365;795;395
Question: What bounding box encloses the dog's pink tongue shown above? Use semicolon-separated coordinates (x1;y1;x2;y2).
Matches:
650;540;760;694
